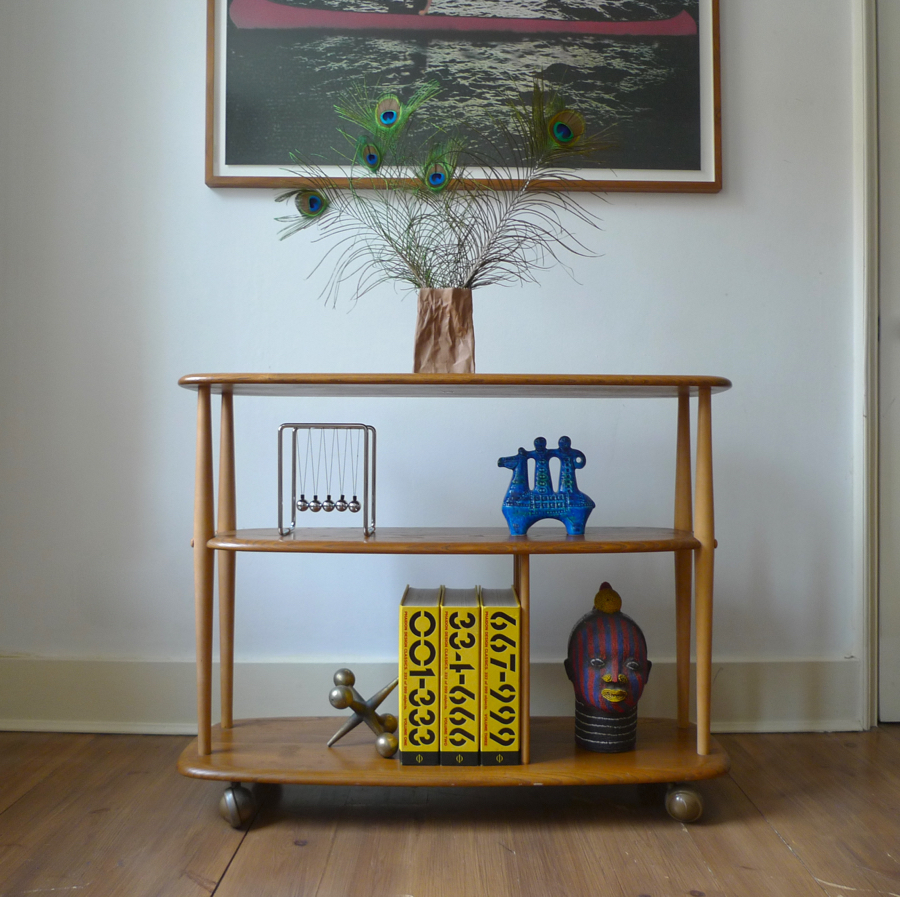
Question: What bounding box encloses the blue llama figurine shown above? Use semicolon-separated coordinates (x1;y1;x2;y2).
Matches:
498;436;595;536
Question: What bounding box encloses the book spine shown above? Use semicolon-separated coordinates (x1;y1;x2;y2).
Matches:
480;602;521;765
440;604;481;766
399;603;441;766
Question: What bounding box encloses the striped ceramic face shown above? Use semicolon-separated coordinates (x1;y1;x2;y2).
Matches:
567;611;650;714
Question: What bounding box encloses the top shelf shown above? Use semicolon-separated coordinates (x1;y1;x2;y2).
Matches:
178;373;732;399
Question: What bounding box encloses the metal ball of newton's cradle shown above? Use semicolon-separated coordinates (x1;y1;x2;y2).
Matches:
297;496;309;512
309;496;322;512
322;495;335;512
348;496;361;514
335;495;349;512
327;668;399;759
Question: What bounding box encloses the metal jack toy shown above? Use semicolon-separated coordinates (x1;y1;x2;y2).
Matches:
327;668;400;758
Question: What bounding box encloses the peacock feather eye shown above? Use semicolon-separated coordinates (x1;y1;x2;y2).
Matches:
356;139;382;171
295;189;329;218
548;109;585;146
374;95;402;129
423;161;451;191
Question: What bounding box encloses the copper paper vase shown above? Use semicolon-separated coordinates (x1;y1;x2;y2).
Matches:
413;287;475;374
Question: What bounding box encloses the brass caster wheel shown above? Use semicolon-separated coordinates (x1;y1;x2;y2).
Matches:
665;784;703;823
219;782;256;829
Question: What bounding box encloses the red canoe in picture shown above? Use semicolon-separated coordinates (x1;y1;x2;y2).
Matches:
229;0;698;36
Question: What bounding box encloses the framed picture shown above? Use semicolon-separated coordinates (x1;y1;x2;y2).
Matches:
205;0;721;192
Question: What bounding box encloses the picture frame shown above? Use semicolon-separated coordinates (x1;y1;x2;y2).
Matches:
205;0;721;192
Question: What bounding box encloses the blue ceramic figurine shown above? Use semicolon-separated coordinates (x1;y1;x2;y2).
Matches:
498;436;595;535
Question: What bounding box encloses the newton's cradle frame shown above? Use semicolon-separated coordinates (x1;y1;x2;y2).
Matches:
278;423;375;536
177;373;732;826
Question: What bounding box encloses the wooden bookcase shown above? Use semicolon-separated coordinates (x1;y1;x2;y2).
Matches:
176;374;732;820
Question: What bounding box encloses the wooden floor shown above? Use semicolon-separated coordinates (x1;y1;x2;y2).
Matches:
1;726;899;897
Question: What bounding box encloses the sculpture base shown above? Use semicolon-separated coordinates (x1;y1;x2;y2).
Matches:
574;700;637;753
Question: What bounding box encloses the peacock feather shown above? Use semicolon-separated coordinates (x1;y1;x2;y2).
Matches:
548;109;586;146
334;81;440;143
274;181;337;239
419;141;461;192
277;74;610;306
422;161;450;191
294;189;329;218
355;138;383;172
374;95;401;130
498;76;608;167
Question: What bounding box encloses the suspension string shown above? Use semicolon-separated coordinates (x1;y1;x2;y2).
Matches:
321;429;337;511
324;428;337;498
305;428;323;512
301;428;313;498
316;429;327;496
295;429;313;512
350;428;360;499
296;425;366;516
337;429;348;498
332;429;349;512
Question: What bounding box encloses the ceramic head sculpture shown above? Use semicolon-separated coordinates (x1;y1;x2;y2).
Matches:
564;582;651;752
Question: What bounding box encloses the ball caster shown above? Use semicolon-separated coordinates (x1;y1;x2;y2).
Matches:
219;782;256;829
665;784;703;823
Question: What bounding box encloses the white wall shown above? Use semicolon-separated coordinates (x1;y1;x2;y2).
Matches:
0;1;866;731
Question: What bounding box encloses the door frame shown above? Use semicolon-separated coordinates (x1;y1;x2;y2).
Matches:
854;0;878;726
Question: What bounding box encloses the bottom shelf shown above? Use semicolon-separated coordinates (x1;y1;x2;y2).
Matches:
178;717;730;787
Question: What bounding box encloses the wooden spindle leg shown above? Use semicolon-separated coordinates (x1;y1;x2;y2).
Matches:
674;390;693;729
515;553;531;765
193;386;215;756
218;391;237;729
694;387;715;755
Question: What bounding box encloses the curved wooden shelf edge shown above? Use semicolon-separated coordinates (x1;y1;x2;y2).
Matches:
177;717;730;787
207;527;702;554
177;373;733;399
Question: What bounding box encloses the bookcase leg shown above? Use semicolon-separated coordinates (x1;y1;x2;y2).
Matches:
694;387;715;756
218;391;236;730
674;390;693;729
514;554;531;765
193;386;215;756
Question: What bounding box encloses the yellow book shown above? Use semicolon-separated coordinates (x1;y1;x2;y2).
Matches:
399;585;443;766
480;587;521;766
440;587;481;766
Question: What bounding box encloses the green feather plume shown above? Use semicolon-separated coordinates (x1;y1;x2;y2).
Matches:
419;141;462;192
277;74;611;306
334;81;440;143
294;189;329;218
548;109;586;146
355;138;383;172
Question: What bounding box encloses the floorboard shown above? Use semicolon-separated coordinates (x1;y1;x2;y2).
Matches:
0;727;898;897
0;732;96;815
719;730;900;897
0;734;244;897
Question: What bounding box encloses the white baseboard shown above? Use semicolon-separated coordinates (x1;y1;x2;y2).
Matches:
0;657;865;735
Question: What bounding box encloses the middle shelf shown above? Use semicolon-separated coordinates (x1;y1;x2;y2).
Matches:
209;526;701;554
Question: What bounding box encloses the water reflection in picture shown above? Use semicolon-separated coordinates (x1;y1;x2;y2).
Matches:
222;0;703;173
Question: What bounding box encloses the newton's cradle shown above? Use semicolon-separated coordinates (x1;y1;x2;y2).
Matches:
278;423;376;536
